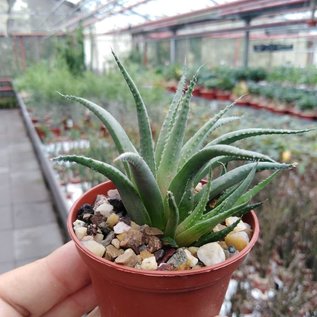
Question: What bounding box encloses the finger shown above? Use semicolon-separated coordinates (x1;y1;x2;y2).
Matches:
0;298;21;317
43;283;97;317
0;241;91;316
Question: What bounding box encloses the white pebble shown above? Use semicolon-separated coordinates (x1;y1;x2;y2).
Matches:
140;256;158;270
115;248;138;267
113;221;131;234
95;203;113;217
74;226;87;240
73;219;86;228
184;249;198;267
107;189;121;199
225;217;251;233
225;231;249;251
197;242;226;266
94;233;104;243
111;238;120;249
195;182;203;192
81;235;94;241
82;240;106;257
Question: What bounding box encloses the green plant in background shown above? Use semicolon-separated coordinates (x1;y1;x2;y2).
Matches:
0;97;17;109
53;52;312;247
15;56;168;128
57;26;86;76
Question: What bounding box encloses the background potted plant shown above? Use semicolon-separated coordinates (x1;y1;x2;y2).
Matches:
54;52;311;317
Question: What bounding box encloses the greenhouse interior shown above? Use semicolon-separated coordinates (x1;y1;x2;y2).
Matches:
0;0;316;316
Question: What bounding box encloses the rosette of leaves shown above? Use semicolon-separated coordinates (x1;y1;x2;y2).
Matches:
54;51;312;247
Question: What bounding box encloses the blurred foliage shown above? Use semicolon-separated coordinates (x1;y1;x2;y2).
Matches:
248;82;317;111
229;168;317;316
14;57;169;128
268;66;317;86
56;27;86;76
188;99;317;168
160;63;317;111
0;96;17;109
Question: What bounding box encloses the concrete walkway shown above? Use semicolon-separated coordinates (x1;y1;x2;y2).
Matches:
0;109;65;274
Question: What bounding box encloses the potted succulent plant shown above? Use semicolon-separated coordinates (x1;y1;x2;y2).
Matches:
54;52;311;317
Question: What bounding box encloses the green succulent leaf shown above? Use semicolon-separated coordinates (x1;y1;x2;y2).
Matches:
204;164;257;219
177;178;195;221
194;201;262;246
234;170;280;206
169;144;276;205
165;191;180;239
211;116;241;131
58;94;136;177
194;218;240;247
115;152;165;229
176;176;213;234
111;51;156;175
175;202;248;246
155;71;187;166
179;98;243;168
209;128;314;146
58;94;136;155
53;155;151;225
156;68;200;195
194;156;234;185
203;161;293;202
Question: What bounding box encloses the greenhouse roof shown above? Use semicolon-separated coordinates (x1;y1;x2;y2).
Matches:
0;0;235;35
0;0;314;36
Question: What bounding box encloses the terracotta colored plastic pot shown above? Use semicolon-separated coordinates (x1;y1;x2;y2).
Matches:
200;89;216;100
68;181;260;317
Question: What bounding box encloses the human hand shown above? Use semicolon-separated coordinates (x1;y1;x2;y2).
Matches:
0;241;97;317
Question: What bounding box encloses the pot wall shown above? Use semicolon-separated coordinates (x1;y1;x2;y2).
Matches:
68;181;259;317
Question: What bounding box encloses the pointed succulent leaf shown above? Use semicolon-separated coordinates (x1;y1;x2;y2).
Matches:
59;94;136;154
204;165;256;219
115;152;165;229
175;202;248;246
179;98;242;168
164;191;180;239
234;201;263;218
209;128;314;146
155;71;187;166
213;183;240;208
176;177;212;234
194;156;233;185
156;69;200;194
111;51;156;174
234;170;280;206
161;236;178;248
194;201;262;246
202;161;293;202
212;116;241;130
53;155;151;225
194;218;240;247
177;178;194;221
169;144;276;205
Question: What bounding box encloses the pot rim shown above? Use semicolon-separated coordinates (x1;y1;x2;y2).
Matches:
68;181;259;277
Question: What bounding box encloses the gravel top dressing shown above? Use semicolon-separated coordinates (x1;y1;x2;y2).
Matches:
73;188;252;271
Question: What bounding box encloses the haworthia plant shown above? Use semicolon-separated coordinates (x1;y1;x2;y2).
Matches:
53;52;312;247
